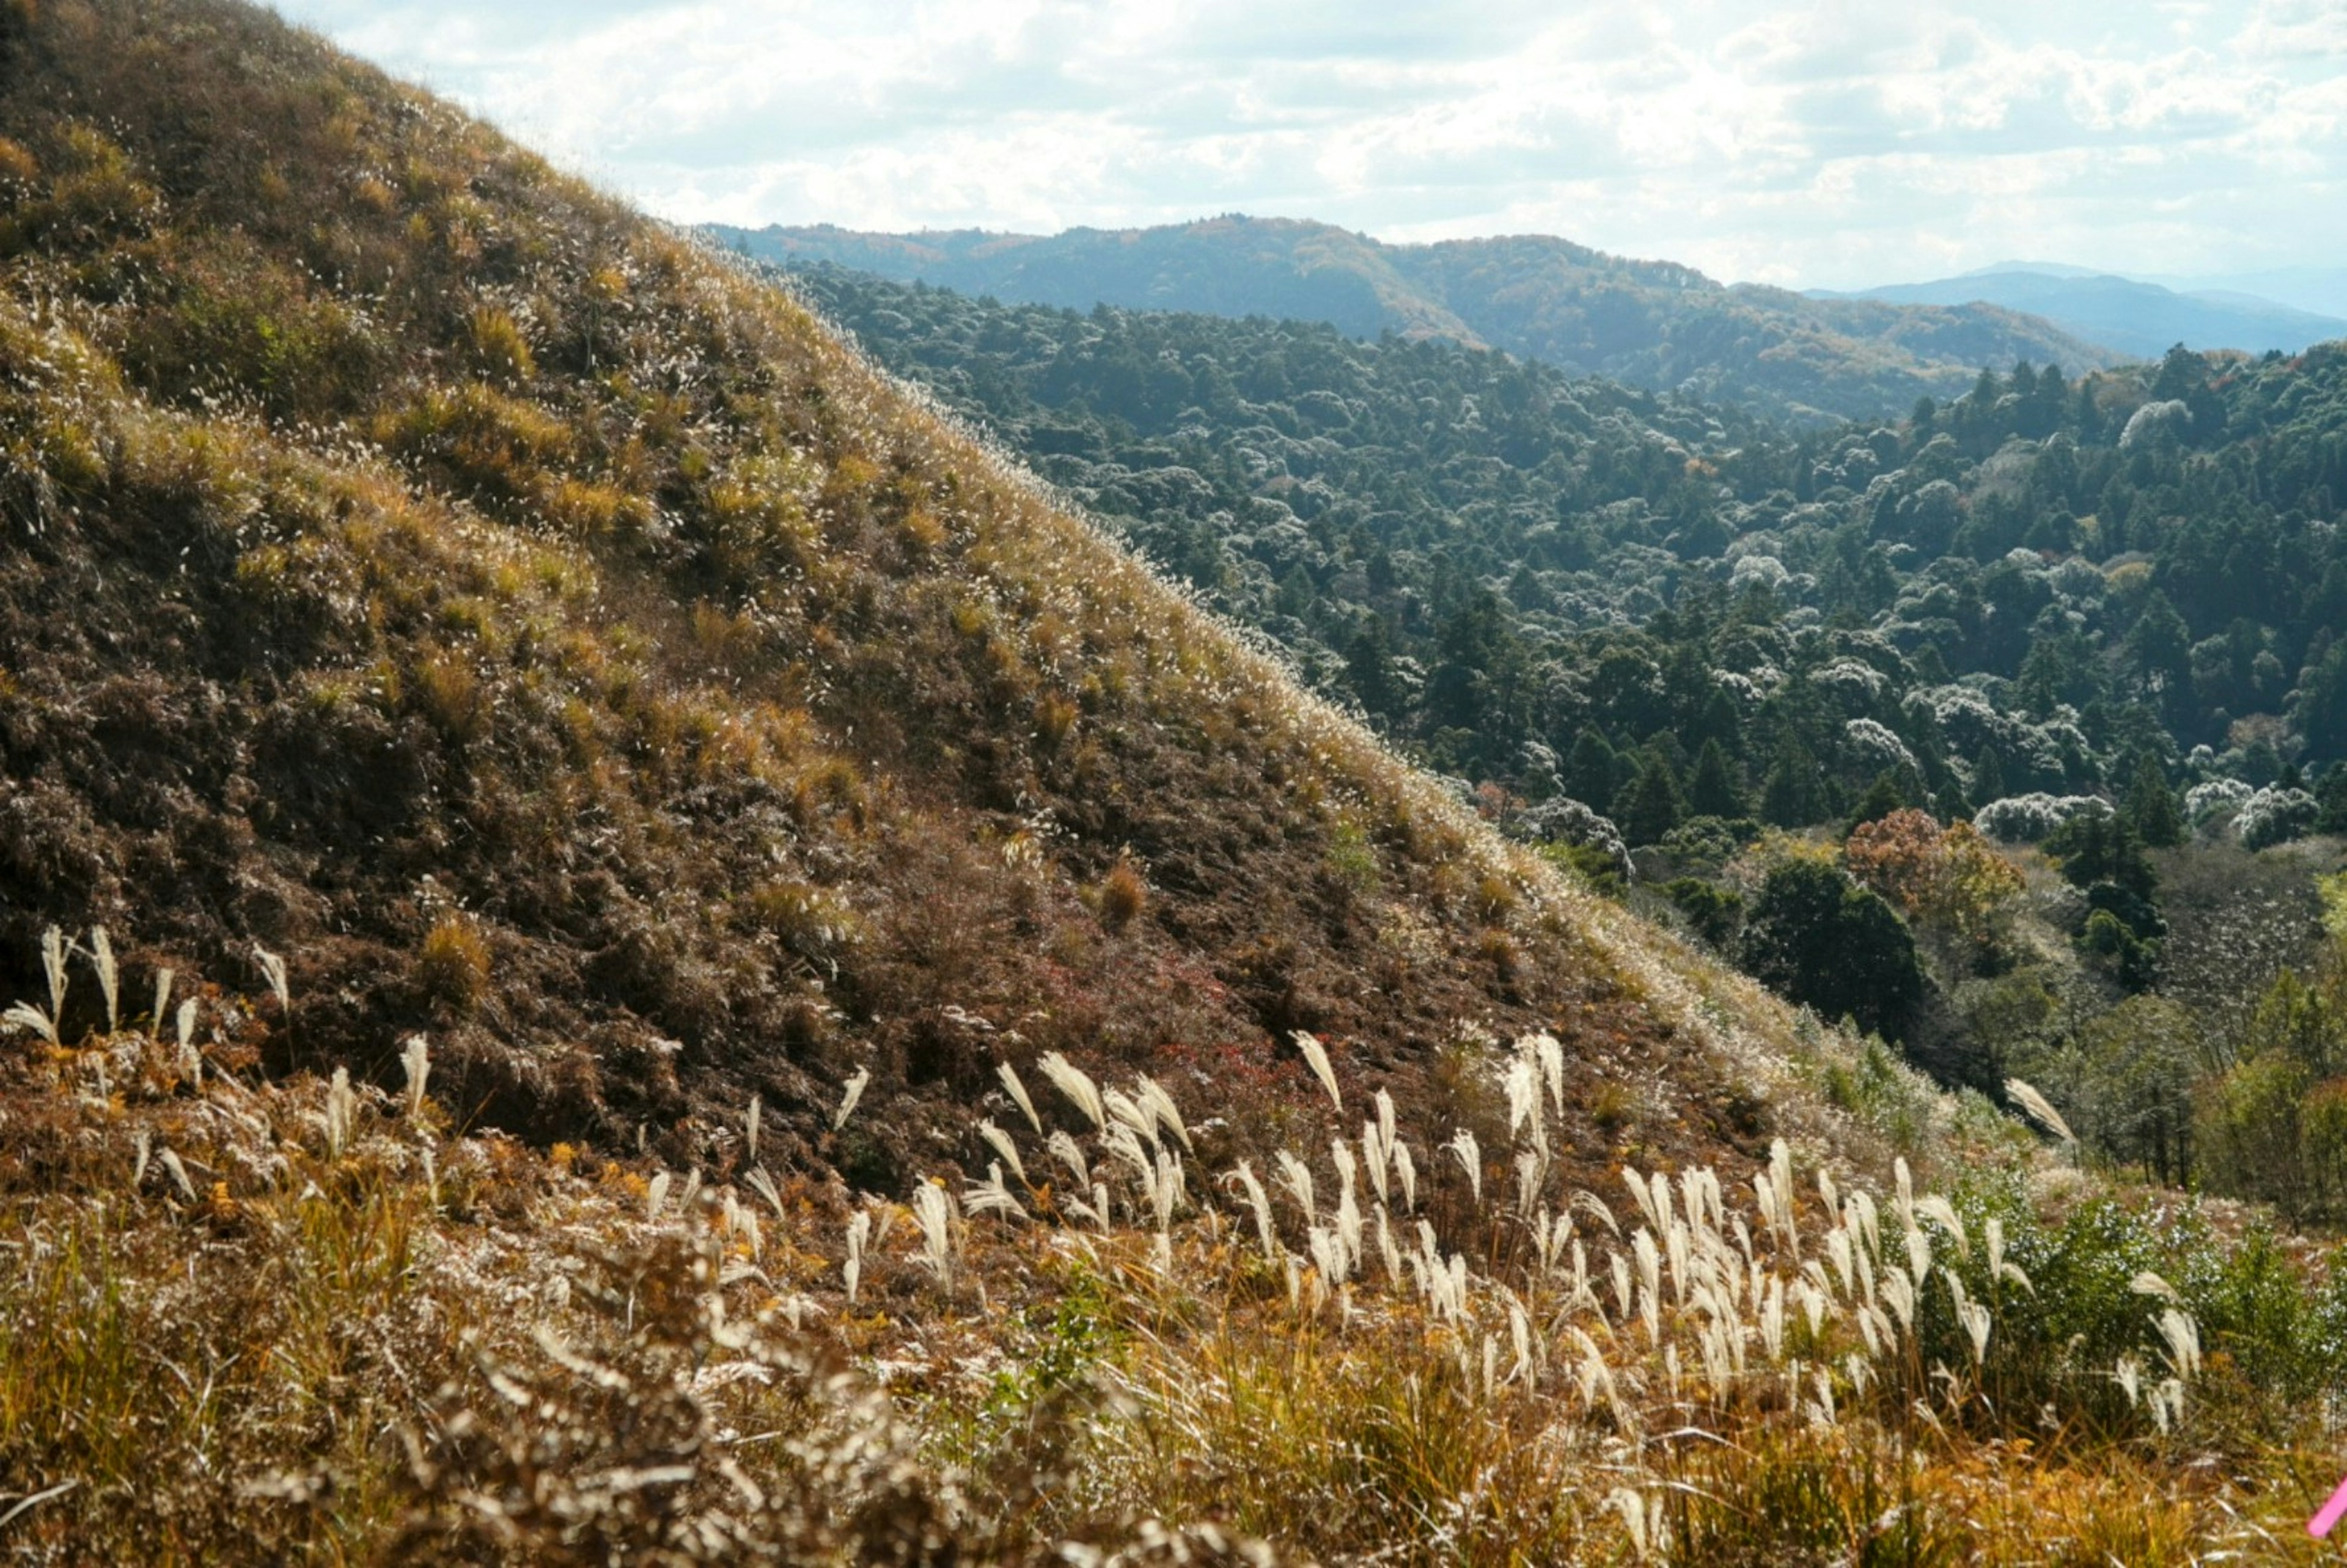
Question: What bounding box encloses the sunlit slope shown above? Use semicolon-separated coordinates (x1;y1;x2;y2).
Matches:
0;0;1822;1180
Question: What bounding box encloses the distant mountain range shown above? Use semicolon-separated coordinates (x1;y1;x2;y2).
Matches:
710;217;2121;427
1811;269;2347;361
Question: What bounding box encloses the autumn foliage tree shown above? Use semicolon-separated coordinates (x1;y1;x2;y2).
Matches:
1844;808;2024;972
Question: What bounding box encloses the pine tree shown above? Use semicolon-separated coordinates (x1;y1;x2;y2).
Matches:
1760;744;1827;828
1614;754;1686;846
2123;754;2186;848
1846;771;1908;833
1971;744;2007;805
1565;731;1620;807
1688;739;1745;819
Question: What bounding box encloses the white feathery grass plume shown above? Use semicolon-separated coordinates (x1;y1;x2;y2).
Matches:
1609;1248;1634;1323
150;966;173;1041
964;1163;1029;1222
1293;1030;1341;1113
1046;1129;1090;1190
401;1036;430;1118
1760;1275;1786;1361
977;1120;1027;1185
1361;1125;1390;1206
997;1060;1042;1134
254;945;289;1018
1816;1167;1840;1228
1392;1138;1417;1213
175;995;199;1061
1904;1224;1932;1287
832;1066;871;1131
680;1168;703;1212
1089;1179;1112;1236
41;925;67;1025
1376;1202;1402;1283
159;1146;197;1204
1622;1168;1661;1234
1307;1226;1348;1289
1572;1189;1620;1237
321;1066;357;1160
1955;1285;1991;1366
2114;1353;2143;1408
1136;1075;1192;1152
1797;1278;1828;1338
1275;1149;1318;1226
844;1209;871;1304
2004;1077;2076;1144
2156;1307;2202;1380
1633;1229;1663;1343
1231;1161;1277;1261
1102;1121;1153;1182
1504;1053;1539;1142
1514;1151;1544;1220
645;1170;671;1222
1152;1149;1186;1230
1915;1194;1966;1259
1103;1088;1159;1154
913;1179;957;1286
1531;1031;1565;1121
3;997;56;1045
2131;1270;2180;1303
1446;1129;1481;1205
1879;1267;1915;1339
1038;1052;1104;1129
1375;1088;1397;1163
744;1093;761;1164
745;1165;785;1223
86;927;117;1036
1893;1156;1915;1232
133;1130;150;1189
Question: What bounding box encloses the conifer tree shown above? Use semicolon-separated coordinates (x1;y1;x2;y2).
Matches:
1614;753;1686;846
2124;754;2186;848
1688;739;1745;819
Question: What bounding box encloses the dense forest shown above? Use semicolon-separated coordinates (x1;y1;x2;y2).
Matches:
725;217;2119;425
790;259;2347;1214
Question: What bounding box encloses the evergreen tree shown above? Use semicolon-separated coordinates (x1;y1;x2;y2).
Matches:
2123;754;2186;848
1614;753;1686;846
1846;771;1908;833
1971;744;2007;805
1688;739;1746;819
1343;616;1395;716
1739;859;1925;1041
1564;731;1620;807
1760;744;1827;828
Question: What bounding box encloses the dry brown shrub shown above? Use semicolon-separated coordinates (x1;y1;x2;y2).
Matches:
417;914;491;1012
1099;860;1147;932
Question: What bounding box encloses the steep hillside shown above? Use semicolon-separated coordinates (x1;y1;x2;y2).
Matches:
0;0;1791;1191
719;216;2123;425
1817;269;2347;359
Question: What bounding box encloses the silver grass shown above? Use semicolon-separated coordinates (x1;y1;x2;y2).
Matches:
2004;1076;2077;1143
996;1060;1042;1134
832;1066;871;1131
1037;1051;1104;1129
977;1119;1026;1185
1292;1030;1341;1113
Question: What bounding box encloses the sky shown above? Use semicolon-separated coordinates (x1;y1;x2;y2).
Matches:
268;0;2347;290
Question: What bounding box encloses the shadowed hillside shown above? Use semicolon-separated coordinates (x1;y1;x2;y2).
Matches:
721;217;2125;425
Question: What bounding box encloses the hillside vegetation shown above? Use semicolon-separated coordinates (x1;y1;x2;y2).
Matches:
723;216;2124;426
795;263;2347;1225
3;1;2347;1561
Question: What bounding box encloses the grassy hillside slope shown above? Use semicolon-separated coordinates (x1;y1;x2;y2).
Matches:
0;0;1802;1204
721;218;2125;426
9;6;2347;1564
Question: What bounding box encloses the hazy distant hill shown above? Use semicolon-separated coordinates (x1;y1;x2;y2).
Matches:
1816;269;2347;359
714;217;2122;427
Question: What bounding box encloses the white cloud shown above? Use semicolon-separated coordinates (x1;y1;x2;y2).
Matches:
268;0;2347;288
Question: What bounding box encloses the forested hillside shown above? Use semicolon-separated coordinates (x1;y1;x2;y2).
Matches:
723;216;2123;425
800;262;2347;1212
